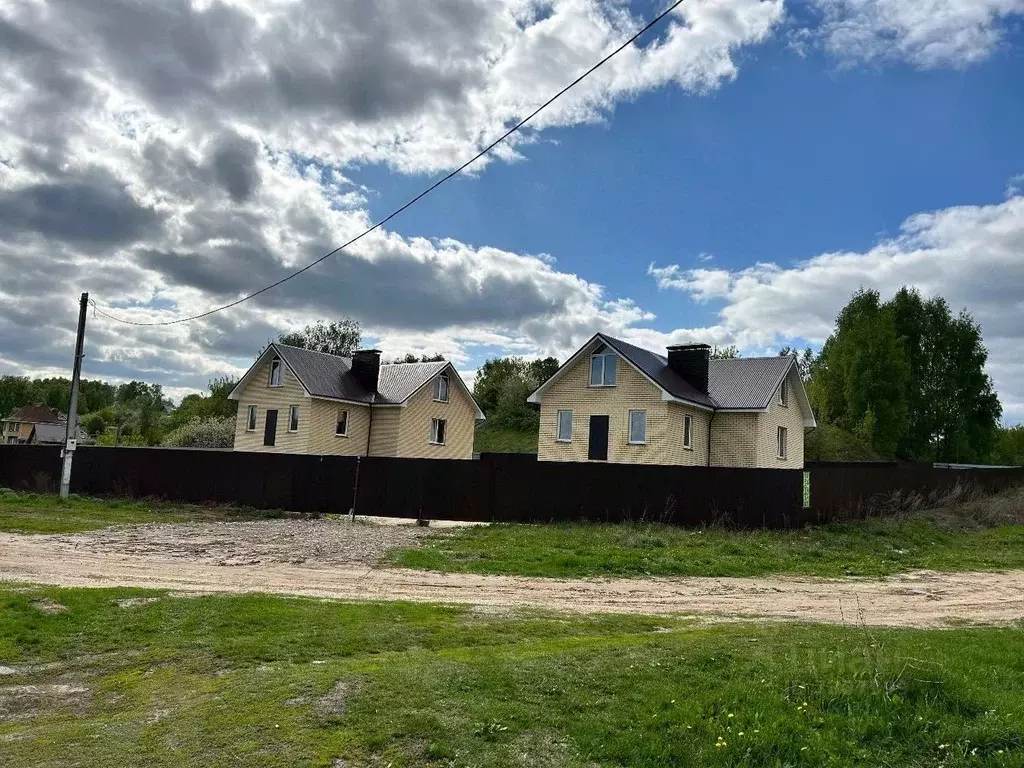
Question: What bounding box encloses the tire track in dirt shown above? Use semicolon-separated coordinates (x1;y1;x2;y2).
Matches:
1;529;1023;627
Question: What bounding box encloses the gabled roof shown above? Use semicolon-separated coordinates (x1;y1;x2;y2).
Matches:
377;361;449;403
29;423;68;444
229;343;484;418
599;336;717;409
528;333;816;426
272;344;373;402
3;404;66;424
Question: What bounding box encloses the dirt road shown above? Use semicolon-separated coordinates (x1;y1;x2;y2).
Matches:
1;522;1023;627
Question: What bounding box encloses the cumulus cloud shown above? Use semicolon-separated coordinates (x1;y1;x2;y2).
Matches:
0;0;791;397
650;195;1024;419
813;0;1024;68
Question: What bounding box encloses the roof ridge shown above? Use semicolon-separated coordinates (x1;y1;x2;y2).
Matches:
273;342;352;360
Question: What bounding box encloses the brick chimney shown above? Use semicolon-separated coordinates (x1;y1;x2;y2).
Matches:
666;344;711;394
350;349;382;394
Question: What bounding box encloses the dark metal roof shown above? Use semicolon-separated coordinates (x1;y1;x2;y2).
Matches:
600;336;717;408
600;335;792;410
2;404;66;423
377;361;448;403
271;344;448;405
706;355;793;409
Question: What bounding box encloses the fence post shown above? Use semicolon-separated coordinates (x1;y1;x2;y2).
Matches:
349;455;361;521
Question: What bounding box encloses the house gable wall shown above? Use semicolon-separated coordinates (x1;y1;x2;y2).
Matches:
394;371;476;459
537;350;677;464
755;367;806;468
233;354;311;454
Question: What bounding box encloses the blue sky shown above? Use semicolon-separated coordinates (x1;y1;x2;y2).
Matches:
358;24;1024;338
1;0;1023;419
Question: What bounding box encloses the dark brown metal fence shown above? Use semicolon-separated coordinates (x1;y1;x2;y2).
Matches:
805;462;1024;517
1;445;1021;527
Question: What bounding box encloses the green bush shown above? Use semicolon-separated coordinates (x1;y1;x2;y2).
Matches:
161;416;235;449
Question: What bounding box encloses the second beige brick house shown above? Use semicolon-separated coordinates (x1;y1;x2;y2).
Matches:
527;333;815;468
228;344;483;459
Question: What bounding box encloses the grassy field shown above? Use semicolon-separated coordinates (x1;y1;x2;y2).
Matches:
2;585;1023;767
392;486;1024;579
472;424;537;454
0;490;281;534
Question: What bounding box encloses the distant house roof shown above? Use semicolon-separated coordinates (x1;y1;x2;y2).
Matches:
529;333;816;426
3;404;66;424
28;423;67;444
231;343;484;418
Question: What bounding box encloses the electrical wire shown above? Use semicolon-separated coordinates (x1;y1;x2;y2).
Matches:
92;0;687;326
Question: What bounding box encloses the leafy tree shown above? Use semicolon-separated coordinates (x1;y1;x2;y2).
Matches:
83;414;106;437
392;353;446;364
472;356;559;430
992;425;1024;466
886;287;1001;462
810;287;1001;461
710;345;740;359
0;375;116;418
809;289;909;457
778;346;815;382
169;377;238;429
528;357;560;386
274;318;362;357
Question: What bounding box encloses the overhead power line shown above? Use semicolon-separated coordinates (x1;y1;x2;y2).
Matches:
93;0;687;326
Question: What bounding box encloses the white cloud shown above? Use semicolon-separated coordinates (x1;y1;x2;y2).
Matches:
650;195;1024;420
0;0;788;394
814;0;1024;68
1007;173;1024;198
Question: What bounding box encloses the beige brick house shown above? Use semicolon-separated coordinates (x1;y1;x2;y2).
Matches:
527;334;815;468
2;405;66;445
228;344;483;459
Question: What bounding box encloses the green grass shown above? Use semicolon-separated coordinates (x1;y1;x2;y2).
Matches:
2;585;1024;767
0;491;282;534
473;424;537;454
391;488;1024;579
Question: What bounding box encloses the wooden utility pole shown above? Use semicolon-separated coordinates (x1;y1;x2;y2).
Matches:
60;292;89;500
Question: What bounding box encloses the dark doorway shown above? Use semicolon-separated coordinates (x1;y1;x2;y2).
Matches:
588;415;609;461
264;409;278;447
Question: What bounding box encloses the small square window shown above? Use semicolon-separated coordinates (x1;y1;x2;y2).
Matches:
628;409;647;444
269;358;283;387
335;409;349;436
430;418;447;445
289;405;300;432
246;405;257;432
777;426;788;459
683;414;693;449
556;409;572;442
434;374;450;402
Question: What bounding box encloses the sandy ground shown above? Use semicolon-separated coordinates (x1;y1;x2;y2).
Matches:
1;520;1023;628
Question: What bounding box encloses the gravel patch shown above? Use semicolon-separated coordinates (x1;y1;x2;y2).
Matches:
40;519;430;567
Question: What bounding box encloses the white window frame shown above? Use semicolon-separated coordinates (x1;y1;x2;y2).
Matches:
430;418;447;445
269;357;283;387
589;352;617;387
683;414;693;450
335;409;349;437
246;405;257;432
288;405;300;432
434;373;450;403
628;409;647;445
778;379;789;407
556;409;573;442
777;426;788;459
